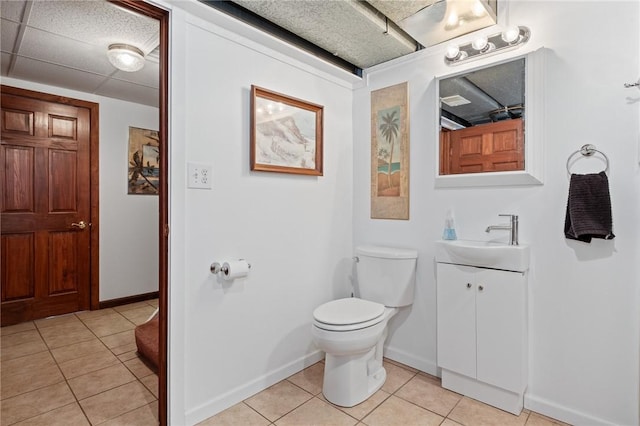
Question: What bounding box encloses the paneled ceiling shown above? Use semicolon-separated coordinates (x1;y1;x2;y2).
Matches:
1;1;497;107
1;1;160;106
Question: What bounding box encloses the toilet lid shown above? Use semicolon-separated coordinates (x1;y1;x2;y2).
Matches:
313;298;385;326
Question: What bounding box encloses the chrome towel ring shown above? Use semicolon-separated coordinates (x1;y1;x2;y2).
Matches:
566;144;610;175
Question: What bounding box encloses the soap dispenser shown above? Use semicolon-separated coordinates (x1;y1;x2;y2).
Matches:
442;209;457;240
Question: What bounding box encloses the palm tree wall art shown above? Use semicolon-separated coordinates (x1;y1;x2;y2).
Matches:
377;106;401;196
370;82;410;220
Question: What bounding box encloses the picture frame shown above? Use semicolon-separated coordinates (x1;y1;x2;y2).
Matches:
370;82;410;220
250;85;323;176
127;126;159;195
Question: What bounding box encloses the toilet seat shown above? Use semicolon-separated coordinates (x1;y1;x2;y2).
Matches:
313;298;386;332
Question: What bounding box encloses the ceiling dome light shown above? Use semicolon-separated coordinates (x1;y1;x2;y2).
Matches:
107;44;145;72
501;26;521;44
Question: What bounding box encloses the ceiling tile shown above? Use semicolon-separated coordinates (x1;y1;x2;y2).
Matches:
112;63;159;89
1;19;20;53
234;0;416;68
10;56;108;94
26;1;159;54
1;52;12;75
19;26;115;76
0;1;27;23
95;78;158;107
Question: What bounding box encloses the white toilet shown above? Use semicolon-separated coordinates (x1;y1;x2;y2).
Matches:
312;245;418;407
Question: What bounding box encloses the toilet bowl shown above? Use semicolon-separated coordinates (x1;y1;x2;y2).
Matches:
311;245;418;408
312;297;398;407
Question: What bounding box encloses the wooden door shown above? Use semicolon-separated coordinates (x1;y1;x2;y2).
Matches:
1;89;92;325
446;118;524;174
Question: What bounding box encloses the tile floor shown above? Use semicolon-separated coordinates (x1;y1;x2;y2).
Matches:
2;303;570;426
198;359;570;426
1;299;159;425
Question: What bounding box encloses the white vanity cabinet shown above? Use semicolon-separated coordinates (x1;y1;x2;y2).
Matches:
437;262;527;414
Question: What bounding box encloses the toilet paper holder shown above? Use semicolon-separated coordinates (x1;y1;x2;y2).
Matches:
210;260;251;275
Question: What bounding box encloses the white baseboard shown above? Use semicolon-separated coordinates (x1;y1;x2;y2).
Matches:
384;345;438;376
185;350;325;425
525;393;618;426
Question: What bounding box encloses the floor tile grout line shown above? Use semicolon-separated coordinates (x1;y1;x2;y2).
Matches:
1;304;158;425
5;319;94;425
71;307;158;424
242;400;276;424
49;313;110;425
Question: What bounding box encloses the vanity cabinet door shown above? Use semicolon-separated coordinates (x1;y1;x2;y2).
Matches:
437;264;477;379
437;263;527;395
476;269;527;393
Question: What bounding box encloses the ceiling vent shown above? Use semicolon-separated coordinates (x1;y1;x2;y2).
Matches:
441;95;471;107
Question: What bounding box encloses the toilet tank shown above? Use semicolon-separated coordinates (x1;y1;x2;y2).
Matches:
355;245;418;307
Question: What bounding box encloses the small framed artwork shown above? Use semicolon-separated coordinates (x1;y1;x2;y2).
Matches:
128;126;160;195
250;85;323;176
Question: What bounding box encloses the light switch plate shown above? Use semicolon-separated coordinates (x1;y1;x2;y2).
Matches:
187;162;212;189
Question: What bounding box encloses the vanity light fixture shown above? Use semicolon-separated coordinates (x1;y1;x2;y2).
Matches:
444;26;530;66
107;43;145;72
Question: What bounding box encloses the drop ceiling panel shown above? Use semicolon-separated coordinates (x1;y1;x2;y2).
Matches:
95;78;159;107
0;1;26;23
20;26;116;76
1;52;12;75
1;19;20;52
11;56;108;94
112;65;159;89
26;1;159;54
0;1;160;107
233;0;416;68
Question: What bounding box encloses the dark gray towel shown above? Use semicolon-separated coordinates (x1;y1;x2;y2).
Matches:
564;171;615;243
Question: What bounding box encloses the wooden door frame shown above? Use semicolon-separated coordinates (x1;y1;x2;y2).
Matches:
0;85;101;313
111;1;169;425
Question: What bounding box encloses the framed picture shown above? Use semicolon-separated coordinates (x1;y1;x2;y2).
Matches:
128;126;159;195
371;82;410;220
250;85;323;176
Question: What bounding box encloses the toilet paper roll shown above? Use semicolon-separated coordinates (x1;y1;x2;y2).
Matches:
222;260;249;281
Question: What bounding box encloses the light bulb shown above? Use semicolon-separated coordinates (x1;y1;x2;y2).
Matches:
445;44;460;60
471;36;488;51
501;26;521;44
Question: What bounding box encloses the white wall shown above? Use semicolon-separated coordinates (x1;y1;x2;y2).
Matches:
353;2;639;426
1;77;159;302
165;3;356;424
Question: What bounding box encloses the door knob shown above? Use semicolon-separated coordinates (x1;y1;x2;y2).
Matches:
478;285;484;291
466;283;472;289
71;220;87;230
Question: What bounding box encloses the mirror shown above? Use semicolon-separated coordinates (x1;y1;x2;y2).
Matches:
435;48;545;187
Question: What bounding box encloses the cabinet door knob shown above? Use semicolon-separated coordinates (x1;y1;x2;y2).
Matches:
478;285;484;291
466;283;472;288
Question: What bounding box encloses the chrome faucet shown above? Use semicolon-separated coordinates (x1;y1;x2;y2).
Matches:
485;214;519;246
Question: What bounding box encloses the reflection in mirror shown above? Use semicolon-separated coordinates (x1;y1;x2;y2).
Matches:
435;48;545;187
439;58;525;175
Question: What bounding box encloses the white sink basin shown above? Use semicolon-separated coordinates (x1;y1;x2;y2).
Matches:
435;240;530;271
